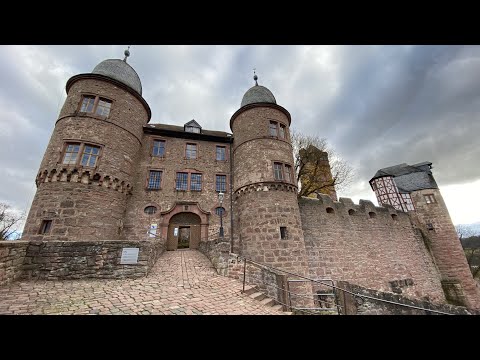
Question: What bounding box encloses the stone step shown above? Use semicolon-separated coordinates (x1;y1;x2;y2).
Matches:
271;304;283;312
260;297;275;307
249;292;266;301
242;285;258;296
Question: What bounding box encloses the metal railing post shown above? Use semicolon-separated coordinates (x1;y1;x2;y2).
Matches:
242;257;247;293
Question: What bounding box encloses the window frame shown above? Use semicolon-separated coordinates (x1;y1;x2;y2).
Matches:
77;93;114;118
280;226;288;240
185;142;198;160
175;170;204;192
215;145;227;161
424;194;436;204
190;173;203;192
39;220;53;235
59;141;103;169
146;169;163;190
152;138;167;158
215;174;228;193
268;120;289;140
272;161;294;183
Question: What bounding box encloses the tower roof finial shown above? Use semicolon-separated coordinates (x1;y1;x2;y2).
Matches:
123;45;131;63
253;68;258;86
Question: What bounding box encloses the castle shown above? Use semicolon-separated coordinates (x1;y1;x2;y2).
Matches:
20;50;480;310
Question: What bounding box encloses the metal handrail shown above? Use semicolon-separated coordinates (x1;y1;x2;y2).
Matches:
240;256;455;315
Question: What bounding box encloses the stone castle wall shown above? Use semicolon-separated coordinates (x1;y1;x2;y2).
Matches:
299;194;447;304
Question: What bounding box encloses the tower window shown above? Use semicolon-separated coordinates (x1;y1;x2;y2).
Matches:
280;226;288;240
147;170;162;190
79;95;112;117
279;124;286;139
284;164;292;183
424;194;436;204
274;162;284;180
39;220;52;234
369;212;376;219
153;140;166;157
216;175;227;192
426;223;434;230
326;207;335;214
216;146;226;161
63;143;81;165
269;121;278;137
186;143;197;159
62;142;101;167
81;145;100;167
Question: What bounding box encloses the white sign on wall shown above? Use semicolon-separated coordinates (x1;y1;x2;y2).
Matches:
174;227;179;236
149;223;157;238
121;248;139;264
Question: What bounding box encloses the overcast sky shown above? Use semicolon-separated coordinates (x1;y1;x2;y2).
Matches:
1;45;479;228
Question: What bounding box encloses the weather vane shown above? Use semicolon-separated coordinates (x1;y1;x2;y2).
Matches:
123;45;131;62
253;68;258;85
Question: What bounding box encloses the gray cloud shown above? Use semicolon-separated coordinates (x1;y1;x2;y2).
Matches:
1;45;479;227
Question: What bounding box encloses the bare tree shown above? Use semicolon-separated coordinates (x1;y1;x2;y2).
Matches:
0;202;24;240
291;130;354;198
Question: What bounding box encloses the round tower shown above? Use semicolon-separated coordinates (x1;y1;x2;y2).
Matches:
22;49;151;241
231;75;309;276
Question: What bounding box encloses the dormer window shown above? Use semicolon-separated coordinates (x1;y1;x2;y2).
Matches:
184;119;202;134
185;126;200;133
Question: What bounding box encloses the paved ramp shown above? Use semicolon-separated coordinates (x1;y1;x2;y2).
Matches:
0;249;283;315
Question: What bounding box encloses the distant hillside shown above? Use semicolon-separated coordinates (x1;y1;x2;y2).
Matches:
456;222;480;237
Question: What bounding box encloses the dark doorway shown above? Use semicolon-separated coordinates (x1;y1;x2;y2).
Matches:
166;212;201;250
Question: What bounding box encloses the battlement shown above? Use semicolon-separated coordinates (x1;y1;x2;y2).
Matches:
234;182;298;200
35;166;132;195
298;193;409;222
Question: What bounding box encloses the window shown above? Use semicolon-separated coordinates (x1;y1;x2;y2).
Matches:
215;207;225;216
176;172;188;191
216;146;226;161
80;96;95;113
62;142;101;167
216;175;227;192
186;143;197;159
153;140;165;157
269;121;278;137
144;206;157;215
274;162;284;180
147;170;162;190
424;194;436;204
39;220;52;234
280;226;288;240
326;207;335;214
63;143;80;165
81;145;100;167
190;173;202;191
185;126;200;133
284;164;292;183
369;212;376;219
426;223;434;230
95;98;112;116
79;95;112;117
279;124;286;139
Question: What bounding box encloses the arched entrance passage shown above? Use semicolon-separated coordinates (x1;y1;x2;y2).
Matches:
160;202;210;251
167;212;201;250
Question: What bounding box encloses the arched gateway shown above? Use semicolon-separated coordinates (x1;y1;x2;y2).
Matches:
160;202;210;250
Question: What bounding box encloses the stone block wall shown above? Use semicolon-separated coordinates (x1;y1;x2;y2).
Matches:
299;195;446;304
0;241;29;287
198;238;231;276
337;281;475;315
0;239;164;285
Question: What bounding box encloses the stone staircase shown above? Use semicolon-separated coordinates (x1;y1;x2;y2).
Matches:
242;284;293;315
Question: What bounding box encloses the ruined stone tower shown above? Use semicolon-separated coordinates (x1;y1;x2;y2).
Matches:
230;75;309;276
23;50;151;241
370;162;480;309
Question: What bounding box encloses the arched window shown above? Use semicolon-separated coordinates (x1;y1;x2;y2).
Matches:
144;206;157;215
348;209;355;215
369;212;376;219
326;207;335;214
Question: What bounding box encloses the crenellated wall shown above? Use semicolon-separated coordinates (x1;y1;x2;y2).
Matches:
299;194;446;305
